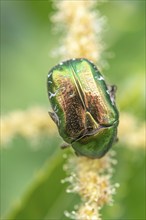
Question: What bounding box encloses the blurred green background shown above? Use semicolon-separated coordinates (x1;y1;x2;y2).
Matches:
0;1;145;220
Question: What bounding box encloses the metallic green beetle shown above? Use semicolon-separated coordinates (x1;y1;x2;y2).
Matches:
47;58;119;158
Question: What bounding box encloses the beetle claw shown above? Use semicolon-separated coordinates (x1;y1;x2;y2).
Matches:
115;136;119;143
74;150;81;157
60;142;70;149
108;85;117;98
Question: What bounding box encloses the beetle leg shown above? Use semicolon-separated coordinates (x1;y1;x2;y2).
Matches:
107;85;117;105
60;142;70;149
48;111;59;126
74;150;82;157
114;136;119;143
108;85;117;99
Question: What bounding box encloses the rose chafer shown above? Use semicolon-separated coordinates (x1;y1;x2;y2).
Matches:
47;58;119;158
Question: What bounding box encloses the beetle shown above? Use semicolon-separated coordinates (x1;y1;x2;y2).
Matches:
47;58;119;158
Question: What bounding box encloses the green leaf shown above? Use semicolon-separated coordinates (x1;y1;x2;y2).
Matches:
6;150;77;220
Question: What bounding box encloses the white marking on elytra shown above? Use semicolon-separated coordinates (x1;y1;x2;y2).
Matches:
54;105;59;113
69;91;75;98
48;81;52;84
72;58;76;61
48;89;59;99
59;62;63;65
61;86;66;93
106;90;110;95
98;75;104;81
48;72;52;78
